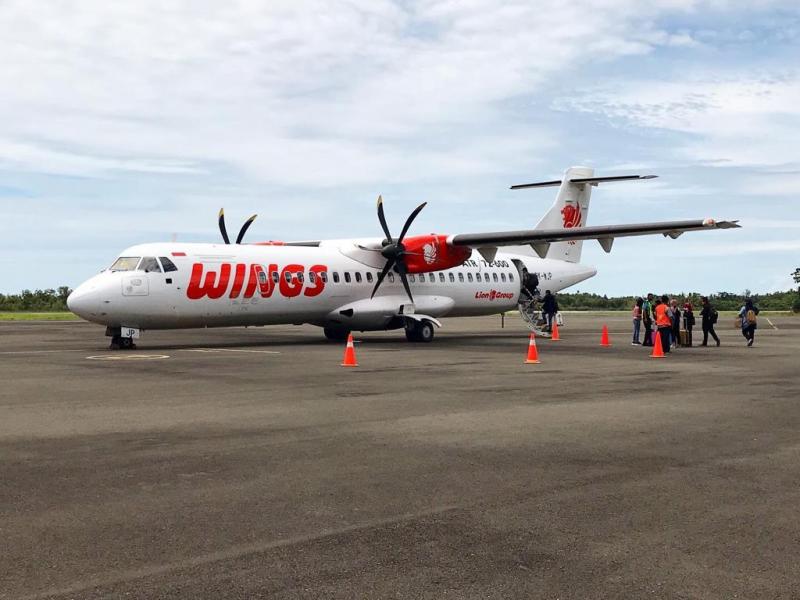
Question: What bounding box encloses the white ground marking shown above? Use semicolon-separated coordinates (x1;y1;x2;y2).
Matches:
181;348;281;354
0;349;89;355
765;317;779;330
86;354;170;361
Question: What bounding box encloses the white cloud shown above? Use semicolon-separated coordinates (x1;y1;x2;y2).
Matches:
0;0;745;185
555;73;800;168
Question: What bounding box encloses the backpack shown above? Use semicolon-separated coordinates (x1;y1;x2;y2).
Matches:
710;308;718;324
746;309;757;324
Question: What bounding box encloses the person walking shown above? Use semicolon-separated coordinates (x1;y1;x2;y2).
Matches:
700;296;720;347
642;293;654;347
738;298;760;346
669;298;681;348
542;290;558;332
654;295;672;353
632;297;643;345
682;302;695;347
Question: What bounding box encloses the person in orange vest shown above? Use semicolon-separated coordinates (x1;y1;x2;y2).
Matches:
654;294;672;354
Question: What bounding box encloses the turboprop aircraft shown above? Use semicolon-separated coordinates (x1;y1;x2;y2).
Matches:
67;166;739;349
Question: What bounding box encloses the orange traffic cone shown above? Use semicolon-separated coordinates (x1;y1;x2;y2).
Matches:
525;333;541;364
650;330;665;358
600;324;611;347
550;321;560;341
341;334;358;367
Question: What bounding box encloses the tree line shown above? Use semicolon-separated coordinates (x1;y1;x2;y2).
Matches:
557;289;800;312
1;286;799;312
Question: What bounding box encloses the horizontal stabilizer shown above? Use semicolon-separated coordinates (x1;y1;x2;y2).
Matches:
511;174;657;190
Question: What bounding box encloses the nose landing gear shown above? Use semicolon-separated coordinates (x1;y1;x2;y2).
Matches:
106;327;137;350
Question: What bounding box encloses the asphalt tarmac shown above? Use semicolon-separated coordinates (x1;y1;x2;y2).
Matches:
2;314;799;599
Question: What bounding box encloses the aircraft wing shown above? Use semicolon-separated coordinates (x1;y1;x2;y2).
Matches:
449;218;740;258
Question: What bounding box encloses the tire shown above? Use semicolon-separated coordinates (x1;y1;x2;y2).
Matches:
405;320;434;343
417;320;435;343
324;327;350;342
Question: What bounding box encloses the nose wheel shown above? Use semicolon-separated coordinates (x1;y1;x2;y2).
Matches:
106;327;137;350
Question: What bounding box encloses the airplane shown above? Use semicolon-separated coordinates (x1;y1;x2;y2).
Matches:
67;166;739;349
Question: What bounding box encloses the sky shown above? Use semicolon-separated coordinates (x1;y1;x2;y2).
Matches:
1;0;798;296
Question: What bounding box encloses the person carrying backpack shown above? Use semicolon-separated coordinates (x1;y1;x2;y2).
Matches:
654;295;672;353
700;296;720;347
738;298;760;347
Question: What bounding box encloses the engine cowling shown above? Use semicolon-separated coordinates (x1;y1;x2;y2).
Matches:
400;234;472;274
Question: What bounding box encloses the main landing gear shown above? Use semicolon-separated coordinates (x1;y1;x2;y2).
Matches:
106;327;136;350
323;327;351;342
405;319;435;343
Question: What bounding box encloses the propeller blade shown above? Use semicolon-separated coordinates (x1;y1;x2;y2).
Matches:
395;262;414;303
370;258;395;299
235;214;258;244
218;208;230;244
397;202;427;243
376;195;393;243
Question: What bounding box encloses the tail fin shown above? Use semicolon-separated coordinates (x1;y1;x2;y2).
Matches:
533;166;594;263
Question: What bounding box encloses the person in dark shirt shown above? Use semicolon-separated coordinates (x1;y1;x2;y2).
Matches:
641;293;654;346
542;290;558;332
682;302;695;347
700;296;720;347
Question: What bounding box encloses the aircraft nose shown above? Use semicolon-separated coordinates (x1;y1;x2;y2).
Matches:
67;282;101;320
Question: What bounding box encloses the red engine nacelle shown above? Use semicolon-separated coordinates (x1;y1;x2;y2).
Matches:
401;234;472;274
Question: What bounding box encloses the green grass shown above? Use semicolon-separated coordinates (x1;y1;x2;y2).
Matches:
0;312;80;321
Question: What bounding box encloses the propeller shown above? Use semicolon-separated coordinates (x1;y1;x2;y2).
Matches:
370;195;427;303
218;209;258;244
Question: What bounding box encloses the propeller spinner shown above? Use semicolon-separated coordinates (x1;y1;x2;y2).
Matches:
218;209;257;244
370;196;427;303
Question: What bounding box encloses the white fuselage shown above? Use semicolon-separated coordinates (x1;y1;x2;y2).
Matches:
67;241;596;332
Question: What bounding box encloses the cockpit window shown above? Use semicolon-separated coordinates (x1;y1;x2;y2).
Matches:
110;257;141;271
159;257;178;272
139;257;162;273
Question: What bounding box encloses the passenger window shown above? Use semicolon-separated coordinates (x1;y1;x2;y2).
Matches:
333;272;340;283
366;272;373;283
410;274;416;282
428;273;435;282
320;272;328;283
458;273;464;282
139;257;162;273
493;273;498;282
485;273;490;282
388;272;395;283
439;273;445;282
297;272;304;283
110;257;141;271
449;273;455;282
509;273;514;282
272;271;279;283
284;271;292;283
355;272;362;283
467;273;473;283
159;257;178;272
309;271;316;283
344;272;351;283
501;273;506;283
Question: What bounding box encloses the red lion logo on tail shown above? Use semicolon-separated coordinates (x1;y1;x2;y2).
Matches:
561;203;582;228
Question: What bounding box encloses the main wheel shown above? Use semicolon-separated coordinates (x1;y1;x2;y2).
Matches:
324;327;350;342
405;320;435;343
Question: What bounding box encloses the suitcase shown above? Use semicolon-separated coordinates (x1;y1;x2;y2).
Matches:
679;329;688;346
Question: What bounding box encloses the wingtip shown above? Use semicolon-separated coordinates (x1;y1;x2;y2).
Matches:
218;208;225;217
